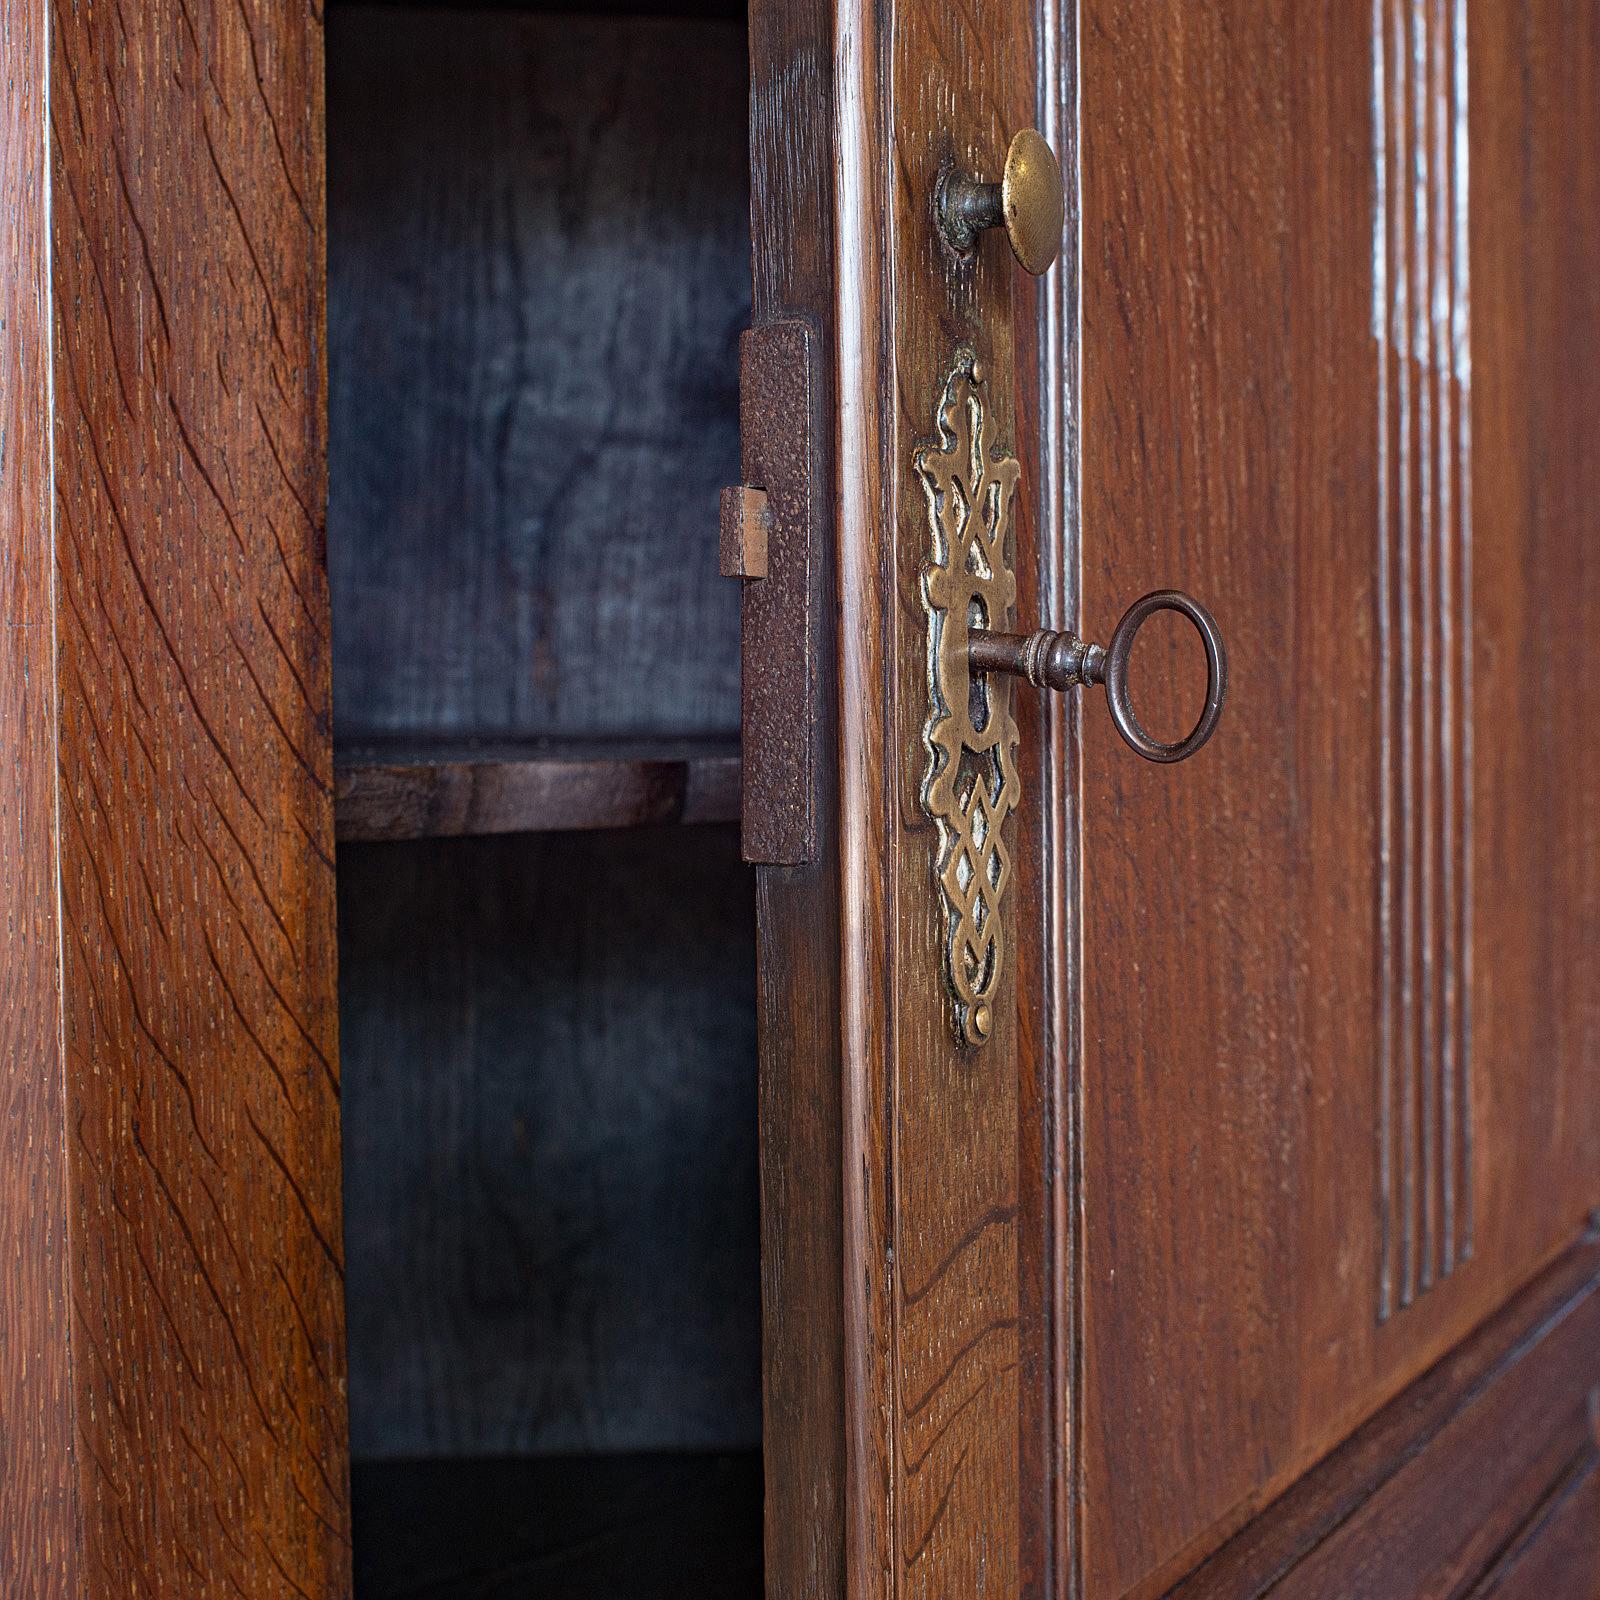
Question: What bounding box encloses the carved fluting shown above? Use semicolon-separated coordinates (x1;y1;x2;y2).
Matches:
1375;0;1473;1319
917;355;1022;1047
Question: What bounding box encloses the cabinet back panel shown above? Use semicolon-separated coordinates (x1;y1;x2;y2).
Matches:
338;828;759;1457
327;7;748;741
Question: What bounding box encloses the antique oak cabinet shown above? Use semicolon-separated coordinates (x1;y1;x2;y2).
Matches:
2;0;1598;1595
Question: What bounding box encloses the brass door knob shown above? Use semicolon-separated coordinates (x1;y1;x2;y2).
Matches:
938;128;1065;275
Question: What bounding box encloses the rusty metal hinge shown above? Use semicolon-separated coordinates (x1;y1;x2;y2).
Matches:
719;322;818;866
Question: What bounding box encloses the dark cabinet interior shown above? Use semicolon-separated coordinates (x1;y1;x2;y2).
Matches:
324;5;760;1592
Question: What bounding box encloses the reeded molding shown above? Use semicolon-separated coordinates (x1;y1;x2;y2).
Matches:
1374;0;1474;1320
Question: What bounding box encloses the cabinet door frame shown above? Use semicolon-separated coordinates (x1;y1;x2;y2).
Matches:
748;0;1070;1594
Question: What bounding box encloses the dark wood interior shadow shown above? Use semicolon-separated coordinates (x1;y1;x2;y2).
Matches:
326;6;749;751
339;828;760;1460
351;1452;762;1598
327;0;761;1487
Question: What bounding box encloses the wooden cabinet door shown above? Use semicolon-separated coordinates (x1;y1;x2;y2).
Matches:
1;2;347;1592
1075;3;1600;1594
748;3;1600;1597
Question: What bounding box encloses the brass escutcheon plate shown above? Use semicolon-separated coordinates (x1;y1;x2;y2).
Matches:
915;351;1022;1047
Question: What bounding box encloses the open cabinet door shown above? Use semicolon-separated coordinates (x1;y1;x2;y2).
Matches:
746;0;1074;1592
747;2;1600;1597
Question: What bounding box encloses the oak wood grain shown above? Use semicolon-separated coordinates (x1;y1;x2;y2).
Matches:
1171;1238;1600;1599
1073;2;1600;1594
752;1;1064;1593
1466;0;1600;1374
1076;13;1383;1585
827;1;1046;1596
25;0;352;1591
0;1;79;1591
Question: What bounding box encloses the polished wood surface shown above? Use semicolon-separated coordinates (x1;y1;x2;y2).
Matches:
7;0;1590;1590
1467;0;1600;1351
333;737;740;840
0;1;78;1589
1072;2;1600;1594
1076;9;1384;1588
830;0;1045;1594
1373;0;1474;1316
0;0;351;1591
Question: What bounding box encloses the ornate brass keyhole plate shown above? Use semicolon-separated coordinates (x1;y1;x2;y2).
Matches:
916;352;1022;1047
915;349;1228;1046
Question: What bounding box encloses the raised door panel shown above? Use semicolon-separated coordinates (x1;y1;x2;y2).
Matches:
1074;2;1600;1595
750;1;1597;1597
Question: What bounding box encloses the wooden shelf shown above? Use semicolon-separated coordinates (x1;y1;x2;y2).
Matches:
334;737;741;843
330;1;744;20
351;1452;762;1598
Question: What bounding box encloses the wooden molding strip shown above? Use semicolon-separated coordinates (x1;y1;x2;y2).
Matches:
1467;1446;1600;1597
1169;1233;1600;1598
0;0;80;1588
1374;0;1474;1321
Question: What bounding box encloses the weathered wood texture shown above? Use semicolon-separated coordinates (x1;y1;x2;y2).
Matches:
0;1;78;1591
1172;1239;1600;1599
338;829;759;1458
326;7;748;744
1074;2;1600;1595
3;0;351;1593
333;737;739;840
733;322;818;865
